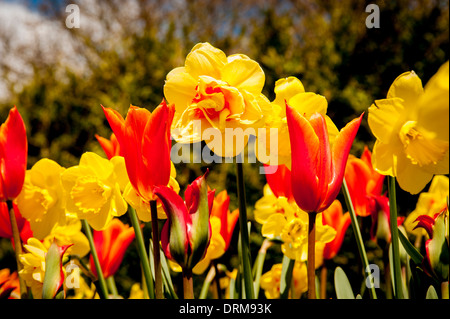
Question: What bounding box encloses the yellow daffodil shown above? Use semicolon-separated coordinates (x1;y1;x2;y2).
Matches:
164;42;271;157
61;152;128;230
42;217;90;258
254;184;336;262
368;61;449;194
404;175;449;237
128;282;144;299
16;158;66;239
256;76;339;168
122;161;180;221
260;262;308;299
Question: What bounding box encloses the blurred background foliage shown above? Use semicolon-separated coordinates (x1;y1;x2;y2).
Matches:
0;0;448;299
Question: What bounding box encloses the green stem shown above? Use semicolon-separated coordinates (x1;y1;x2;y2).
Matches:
182;269;194;299
7;200;27;299
150;200;163;299
307;212;317;299
387;176;404;299
342;178;377;299
128;206;155;299
106;276;118;298
81;219;109;299
252;239;271;298
235;157;254;299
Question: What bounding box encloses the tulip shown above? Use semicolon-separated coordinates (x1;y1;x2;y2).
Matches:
286;103;363;299
102;100;175;203
42;241;73;299
322;200;351;260
344;146;385;217
90;218;135;279
154;171;214;298
0;201;32;244
95;133;123;159
286;105;363;214
210;190;239;251
0;106;27;201
264;164;294;202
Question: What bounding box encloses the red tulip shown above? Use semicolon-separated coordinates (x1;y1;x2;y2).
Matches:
95;133;123;159
102;101;175;202
154;171;215;271
90;218;136;279
0;201;32;243
210;190;239;251
0;106;27;201
344;146;385;217
322;200;351;260
286;104;363;213
264;164;294;202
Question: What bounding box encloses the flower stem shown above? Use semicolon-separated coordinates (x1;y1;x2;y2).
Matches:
280;255;295;299
307;212;317;299
235;157;254;299
342;178;377;299
150;200;163;299
6;200;27;299
106;276;118;298
387;176;404;299
81;219;109;299
182;269;194;299
127;206;155;299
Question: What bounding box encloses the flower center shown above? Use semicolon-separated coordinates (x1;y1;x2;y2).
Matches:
70;176;111;214
398;121;449;167
281;218;306;246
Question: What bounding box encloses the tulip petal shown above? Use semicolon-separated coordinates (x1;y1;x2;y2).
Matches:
320;113;363;212
286;103;321;212
154;186;189;268
0;106;27;200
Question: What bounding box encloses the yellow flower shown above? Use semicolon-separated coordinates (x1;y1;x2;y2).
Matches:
368;61;449;194
61;152;128;230
42;217;90;258
19;237;68;299
164;42;271;157
128;283;144;299
256;76;339;168
260;262;308;299
16;158;66;239
254;184;335;262
122;161;180;221
404;175;449;237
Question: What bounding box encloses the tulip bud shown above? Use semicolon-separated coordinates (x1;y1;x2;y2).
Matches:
155;171;214;271
42;241;72;299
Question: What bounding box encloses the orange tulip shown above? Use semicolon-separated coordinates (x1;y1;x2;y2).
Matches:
0;106;27;201
344;146;385;217
286;104;363;213
95;133;123;159
322;200;351;260
102;101;175;202
210;190;239;251
90;218;136;279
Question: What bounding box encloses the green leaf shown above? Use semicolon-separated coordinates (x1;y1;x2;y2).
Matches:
280;255;295;299
426;285;439;299
334;266;355;299
398;228;424;265
42;241;71;299
427;212;449;281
